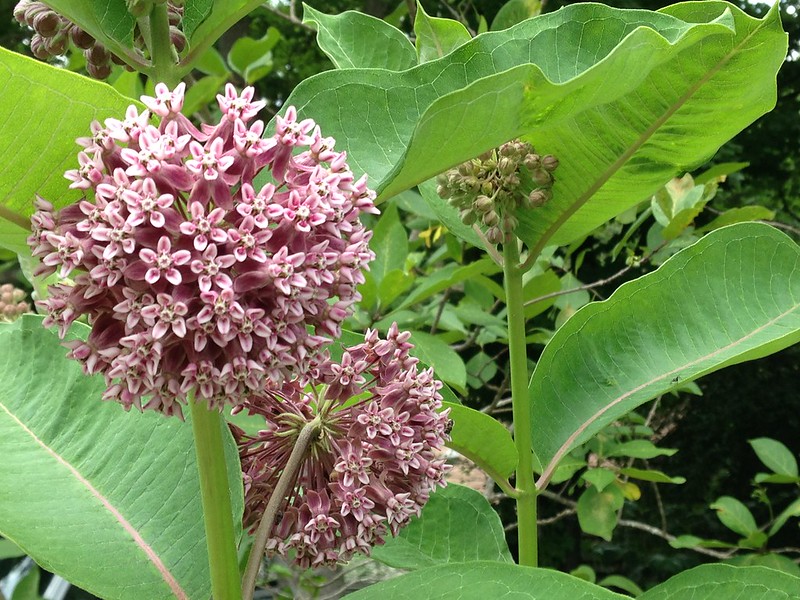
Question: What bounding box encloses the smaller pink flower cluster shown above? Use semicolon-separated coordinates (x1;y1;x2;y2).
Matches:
29;83;377;416
232;324;451;568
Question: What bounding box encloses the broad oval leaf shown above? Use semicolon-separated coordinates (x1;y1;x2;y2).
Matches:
409;331;467;393
0;49;139;231
414;2;471;63
227;28;281;84
371;484;512;569
576;485;624;541
274;2;784;257
0;316;244;600
531;223;800;488
343;561;628;599
444;401;517;481
639;564;800;600
710;496;758;537
748;437;798;477
302;5;417;70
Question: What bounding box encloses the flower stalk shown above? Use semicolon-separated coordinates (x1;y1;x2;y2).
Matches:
241;418;321;600
190;395;242;600
503;239;538;567
148;2;177;87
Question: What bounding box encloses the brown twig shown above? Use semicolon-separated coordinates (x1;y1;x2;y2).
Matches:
538;490;738;560
524;259;637;308
262;4;316;32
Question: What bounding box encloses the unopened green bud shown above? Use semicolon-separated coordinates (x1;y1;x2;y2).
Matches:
86;58;112;79
43;30;68;55
461;209;478;226
463;175;481;192
541;154;559;172
528;188;552;207
13;2;29;24
30;34;49;59
498;143;516;158
168;5;183;26
523;154;540;170
33;10;61;37
531;168;552;186
474;195;494;214
480;181;493;196
70;27;95;49
170;26;186;52
498;157;516;176
482;210;500;227
486;226;504;245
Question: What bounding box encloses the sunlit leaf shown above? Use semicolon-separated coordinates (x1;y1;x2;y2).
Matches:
303;4;416;70
371;484;512;569
0;316;243;600
530;224;800;487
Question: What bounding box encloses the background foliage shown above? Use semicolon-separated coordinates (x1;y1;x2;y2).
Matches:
0;0;798;598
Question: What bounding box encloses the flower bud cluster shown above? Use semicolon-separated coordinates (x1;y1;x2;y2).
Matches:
232;324;451;568
29;83;378;417
13;0;185;79
436;140;558;244
0;284;30;322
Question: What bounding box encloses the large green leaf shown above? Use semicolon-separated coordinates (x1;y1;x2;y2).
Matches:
343;561;628;599
413;2;471;64
0;316;244;600
0;49;138;246
639;564;800;600
530;223;800;488
303;5;417;70
369;203;408;286
275;2;784;256
408;331;467;393
371;484;512;569
444;401;518;481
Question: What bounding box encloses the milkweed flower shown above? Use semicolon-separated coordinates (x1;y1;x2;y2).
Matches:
29;83;378;417
232;324;451;568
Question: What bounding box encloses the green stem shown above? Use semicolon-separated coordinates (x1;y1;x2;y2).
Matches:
148;3;177;86
190;397;242;600
241;418;321;600
503;239;538;567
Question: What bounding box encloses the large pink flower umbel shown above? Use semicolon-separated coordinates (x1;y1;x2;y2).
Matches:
30;83;378;416
233;324;451;567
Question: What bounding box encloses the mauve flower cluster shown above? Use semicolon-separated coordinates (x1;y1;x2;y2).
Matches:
29;83;377;416
232;324;451;567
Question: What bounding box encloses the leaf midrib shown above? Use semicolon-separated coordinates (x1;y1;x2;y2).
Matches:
0;399;189;599
528;7;755;259
535;300;800;490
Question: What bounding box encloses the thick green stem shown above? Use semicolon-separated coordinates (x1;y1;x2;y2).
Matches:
148;3;177;86
190;397;242;600
241;419;321;600
503;240;538;567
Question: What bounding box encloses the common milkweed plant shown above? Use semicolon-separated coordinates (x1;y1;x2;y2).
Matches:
0;1;798;599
